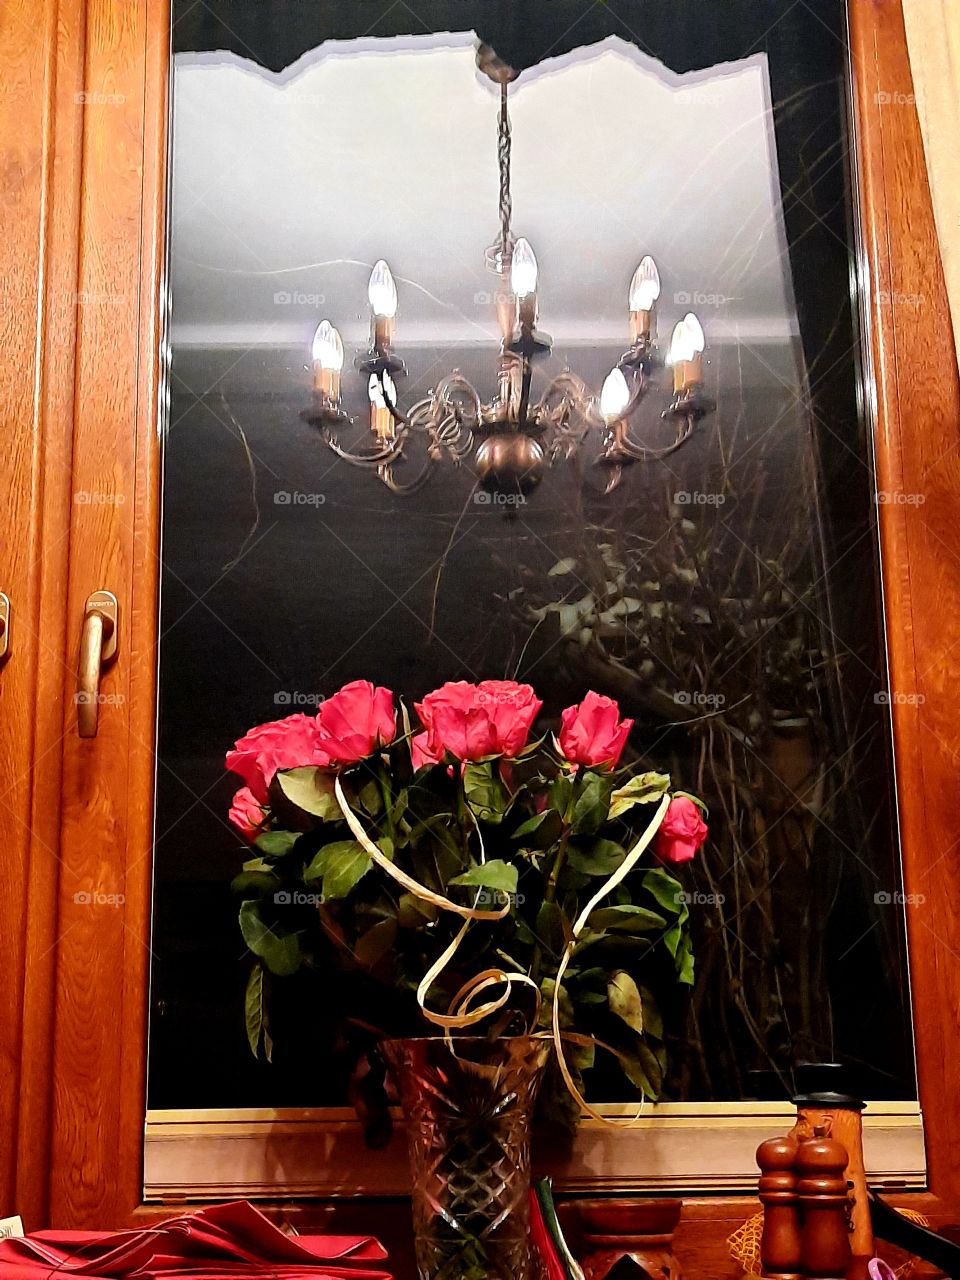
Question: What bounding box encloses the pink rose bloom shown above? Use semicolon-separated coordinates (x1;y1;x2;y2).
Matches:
226;713;333;803
411;731;442;770
559;691;634;769
316;679;396;764
228;786;267;841
654;796;708;864
415;680;542;762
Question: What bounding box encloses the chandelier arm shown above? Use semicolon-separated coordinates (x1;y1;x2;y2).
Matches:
607;413;696;462
433;372;483;427
534;371;606;430
321;425;410;467
377;456;438;496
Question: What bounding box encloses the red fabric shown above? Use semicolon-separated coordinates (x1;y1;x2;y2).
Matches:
0;1201;390;1280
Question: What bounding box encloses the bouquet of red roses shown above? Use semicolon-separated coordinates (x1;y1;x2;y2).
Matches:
226;679;707;1126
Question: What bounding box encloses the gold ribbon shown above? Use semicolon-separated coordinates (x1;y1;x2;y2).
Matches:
551;792;671;1126
336;773;670;1122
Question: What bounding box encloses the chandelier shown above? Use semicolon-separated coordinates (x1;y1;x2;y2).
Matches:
302;47;715;496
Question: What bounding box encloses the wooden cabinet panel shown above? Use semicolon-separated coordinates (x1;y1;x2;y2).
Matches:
0;0;86;1222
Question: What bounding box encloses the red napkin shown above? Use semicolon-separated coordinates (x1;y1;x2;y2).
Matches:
0;1201;390;1280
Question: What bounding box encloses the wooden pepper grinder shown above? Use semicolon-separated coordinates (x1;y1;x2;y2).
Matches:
795;1122;852;1280
794;1062;873;1280
756;1133;802;1279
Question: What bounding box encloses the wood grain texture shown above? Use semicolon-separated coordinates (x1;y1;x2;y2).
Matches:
45;0;168;1227
0;0;86;1225
850;0;960;1209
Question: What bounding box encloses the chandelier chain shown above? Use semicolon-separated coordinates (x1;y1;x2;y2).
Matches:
498;82;512;262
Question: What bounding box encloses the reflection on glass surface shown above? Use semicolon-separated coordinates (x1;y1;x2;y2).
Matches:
150;0;915;1109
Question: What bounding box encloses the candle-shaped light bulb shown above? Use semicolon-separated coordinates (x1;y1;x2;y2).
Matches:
368;259;398;351
683;311;705;354
681;311;705;390
668;320;695;365
629;256;661;313
511;237;539;299
311;319;343;398
669;319;695;393
368;372;396;441
312;320;343;370
368;259;398;318
600;367;631;422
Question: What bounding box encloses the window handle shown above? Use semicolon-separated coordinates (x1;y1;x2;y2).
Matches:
0;593;9;662
77;591;118;738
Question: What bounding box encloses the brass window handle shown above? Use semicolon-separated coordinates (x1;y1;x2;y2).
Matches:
77;591;119;738
0;593;9;661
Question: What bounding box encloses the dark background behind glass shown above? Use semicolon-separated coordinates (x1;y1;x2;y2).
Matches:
149;0;915;1108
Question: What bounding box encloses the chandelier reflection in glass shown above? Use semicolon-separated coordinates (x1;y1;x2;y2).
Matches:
303;48;715;497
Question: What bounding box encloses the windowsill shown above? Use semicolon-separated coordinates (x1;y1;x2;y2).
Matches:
143;1100;925;1200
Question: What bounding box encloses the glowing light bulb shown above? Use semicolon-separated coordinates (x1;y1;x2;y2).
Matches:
511;238;539;298
600;367;631;422
683;311;705;354
629;256;661;313
368;259;398;319
311;320;343;371
668;320;696;366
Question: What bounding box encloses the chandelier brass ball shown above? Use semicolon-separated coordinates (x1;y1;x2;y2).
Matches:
475;433;545;495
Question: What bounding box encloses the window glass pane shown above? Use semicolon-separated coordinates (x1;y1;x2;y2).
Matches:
150;0;915;1108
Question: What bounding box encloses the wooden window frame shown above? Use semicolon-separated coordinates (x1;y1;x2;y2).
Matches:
2;0;958;1267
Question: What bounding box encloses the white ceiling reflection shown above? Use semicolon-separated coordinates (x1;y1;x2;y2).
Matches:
170;33;798;349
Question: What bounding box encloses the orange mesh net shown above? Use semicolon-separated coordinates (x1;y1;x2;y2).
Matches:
726;1209;930;1280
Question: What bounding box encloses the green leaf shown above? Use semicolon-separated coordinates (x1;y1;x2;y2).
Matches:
239;901;302;976
641;867;685;916
254;831;300;857
462;761;508;823
571;770;614;835
549;774;574;819
513;808;563;848
359;778;384;817
230;869;280;898
538;977;575;1029
587;904;667;933
608;772;671;820
639;986;664;1039
244;962;265;1058
607;970;643;1033
449;859;518;895
303;839;371;899
355;916;398;968
398;892;437;928
276;767;342;821
548;557;578;576
568;838;625;875
535;899;566;959
618;1042;664;1099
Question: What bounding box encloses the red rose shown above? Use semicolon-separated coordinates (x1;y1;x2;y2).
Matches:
559;691;634;769
228;786;267;841
410;731;442;771
654;796;708;864
415;680;542;762
316;679;396;764
226;713;333;803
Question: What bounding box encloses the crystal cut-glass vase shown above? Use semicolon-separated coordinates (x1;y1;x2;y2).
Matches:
383;1036;551;1280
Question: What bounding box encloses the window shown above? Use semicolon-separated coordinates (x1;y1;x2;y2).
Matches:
148;0;919;1194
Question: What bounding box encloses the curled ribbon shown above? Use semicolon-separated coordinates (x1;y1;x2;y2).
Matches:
336;772;669;1121
551;792;671;1127
335;775;539;1031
